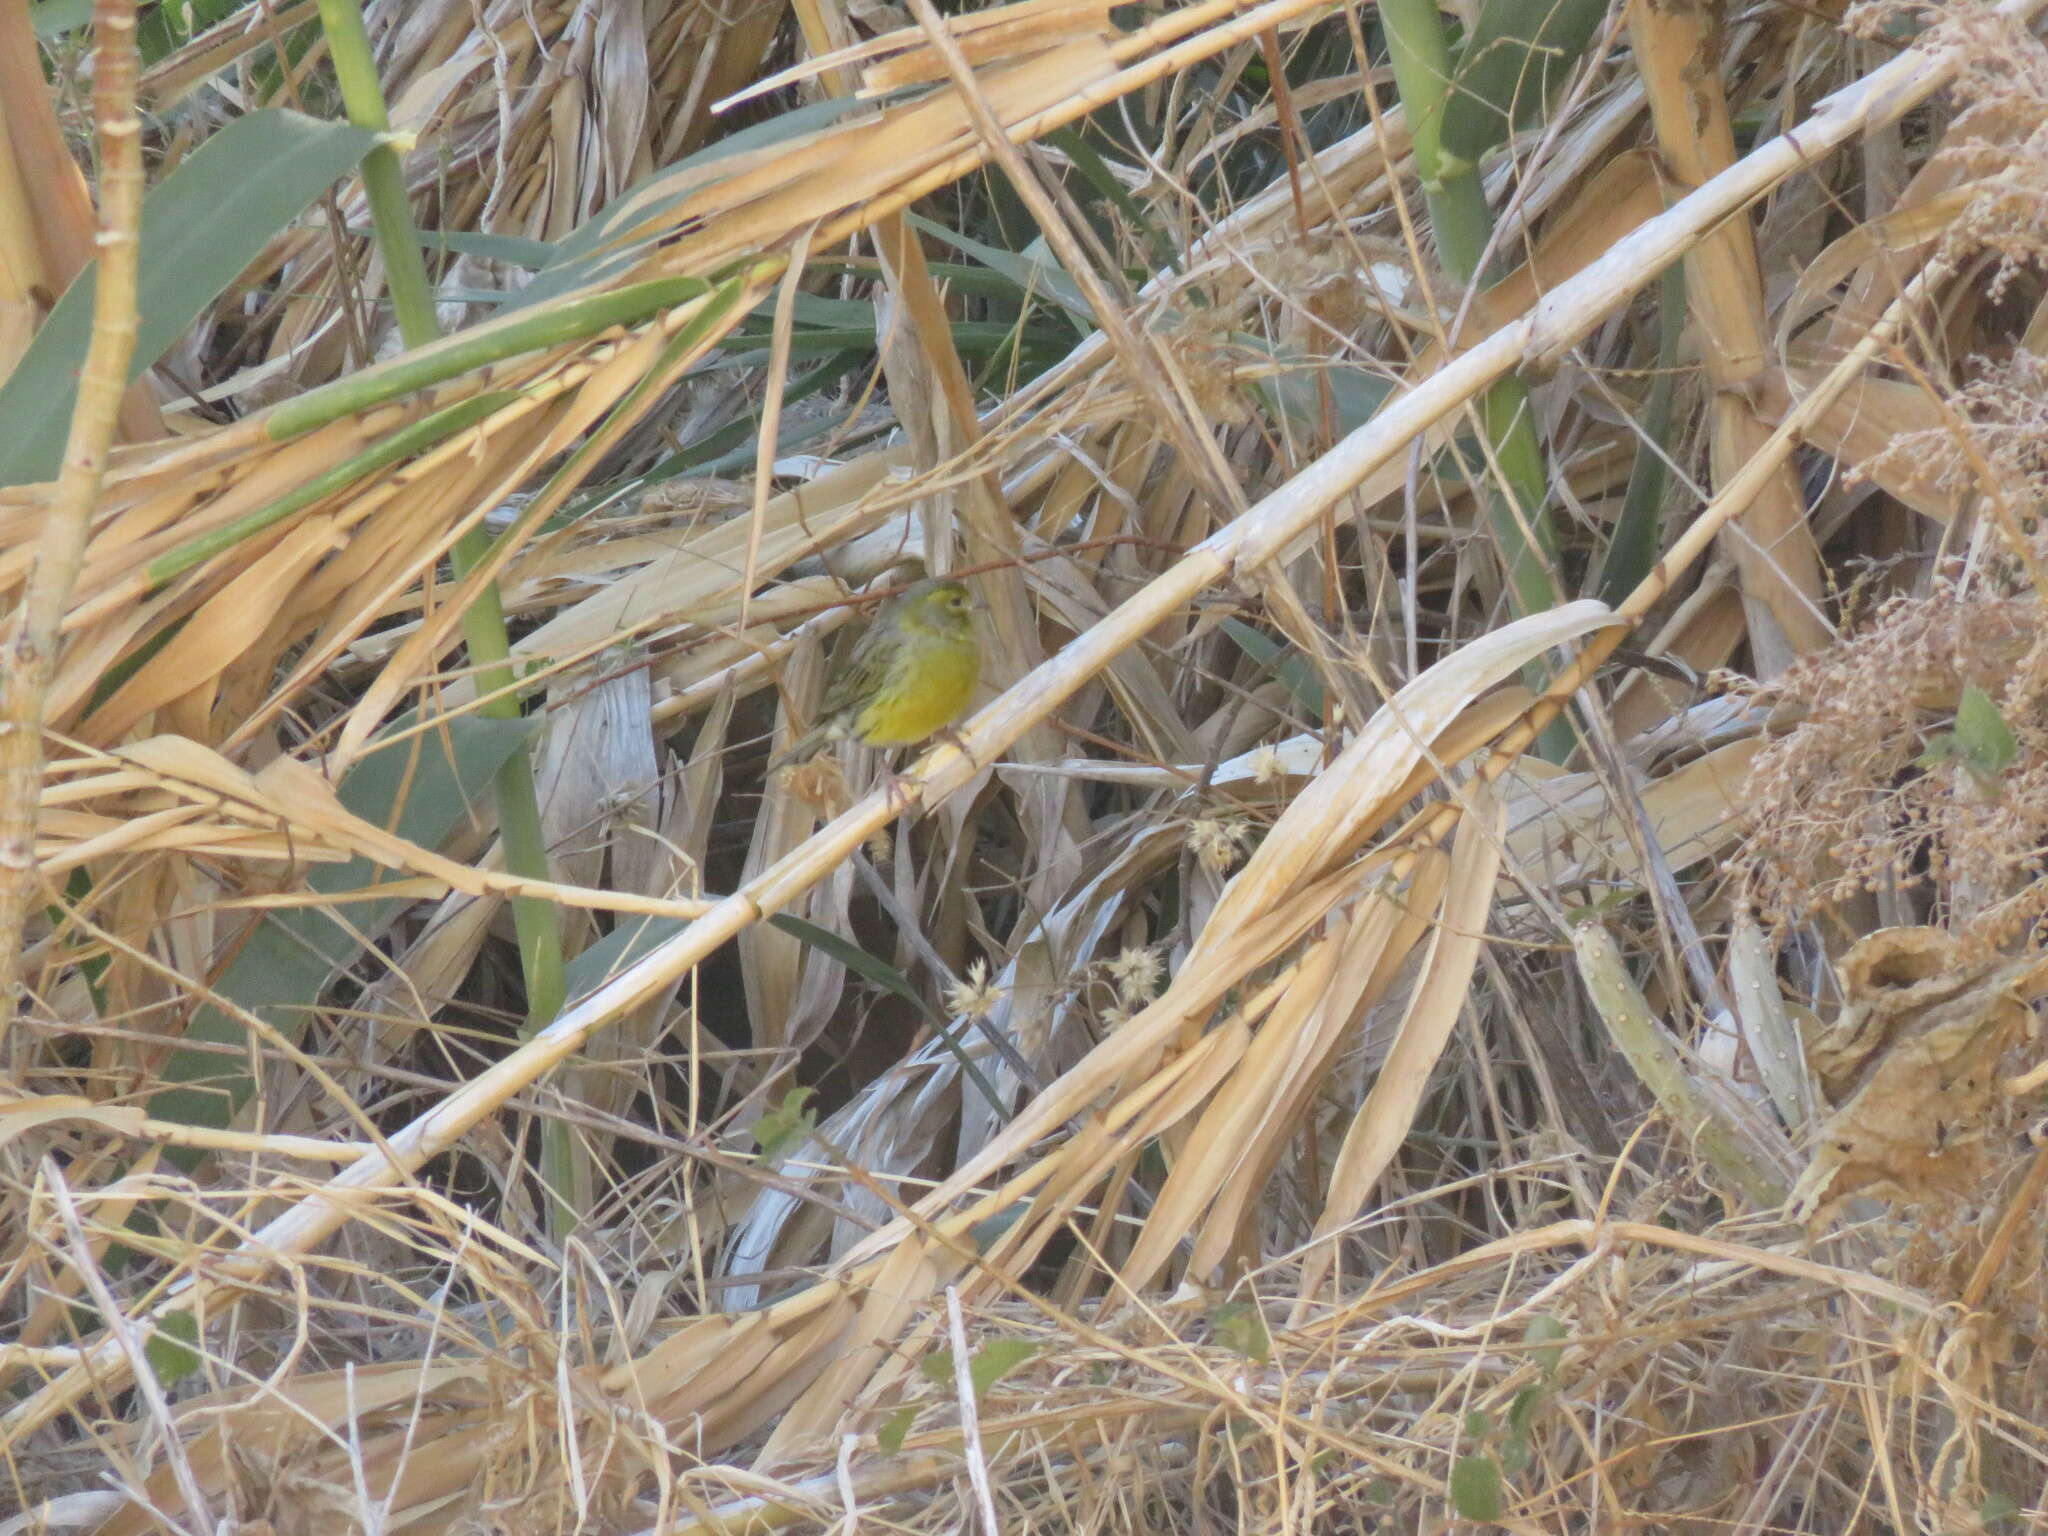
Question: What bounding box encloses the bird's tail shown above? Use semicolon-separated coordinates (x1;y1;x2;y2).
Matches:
768;723;831;773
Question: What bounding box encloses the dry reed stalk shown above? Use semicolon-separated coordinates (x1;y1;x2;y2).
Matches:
0;1;160;442
325;276;764;774
135;0;321;107
0;8;98;303
6;4;2016;1449
1;1097;383;1162
37;732;718;918
16;20;2023;1482
1294;785;1505;1295
24;9;2048;1531
0;0;1405;781
904;0;1245;515
0;1;143;1054
670;1216;1947;1533
1627;0;1831;674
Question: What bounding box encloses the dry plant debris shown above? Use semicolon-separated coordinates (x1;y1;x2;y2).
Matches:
8;0;2048;1532
1796;925;2046;1212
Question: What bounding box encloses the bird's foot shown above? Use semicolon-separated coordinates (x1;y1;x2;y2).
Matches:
880;767;920;817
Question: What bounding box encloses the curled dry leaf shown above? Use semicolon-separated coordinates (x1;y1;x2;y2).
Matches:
1794;926;2048;1217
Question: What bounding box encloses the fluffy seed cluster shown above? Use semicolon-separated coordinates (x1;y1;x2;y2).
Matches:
1187;814;1255;873
1738;586;2048;950
1862;349;2048;558
945;957;1004;1022
1106;943;1164;1008
1850;0;2048;295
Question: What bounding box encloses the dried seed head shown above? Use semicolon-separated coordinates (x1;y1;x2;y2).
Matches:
1246;744;1286;785
946;958;1003;1022
1188;816;1253;874
1107;944;1164;1006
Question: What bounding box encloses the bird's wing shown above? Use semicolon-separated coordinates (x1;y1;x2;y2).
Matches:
816;609;898;724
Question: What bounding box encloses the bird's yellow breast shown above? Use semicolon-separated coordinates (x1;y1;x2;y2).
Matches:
855;632;980;746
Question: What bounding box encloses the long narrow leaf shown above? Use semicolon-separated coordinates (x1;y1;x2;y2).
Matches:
0;110;380;487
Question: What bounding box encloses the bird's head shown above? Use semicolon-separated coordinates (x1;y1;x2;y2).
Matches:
897;578;977;636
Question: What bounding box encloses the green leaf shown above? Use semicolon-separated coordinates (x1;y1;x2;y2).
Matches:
1955;684;2019;778
968;1338;1037;1398
876;1404;919;1455
139;0;250;62
1046;125;1177;275
422;228;561;269
1980;1493;2021;1525
1915;731;1961;771
1238;334;1397;441
751;1087;817;1161
1598;262;1686;605
1524;1313;1568;1375
1559;886;1636;926
1222;618;1323;713
147;716;535;1148
1211;1300;1271;1364
1438;0;1609;172
969;1201;1029;1253
908;214;1093;323
30;0;93;36
0;111;380;488
143;1308;201;1387
919;1340;1036;1399
563;914;685;1006
1448;1454;1503;1522
341;224;563;276
1503;1386;1545;1469
768;914;1007;1115
713;320;1033;362
1463;1409;1493;1441
768;913;934;1020
618;350;868;485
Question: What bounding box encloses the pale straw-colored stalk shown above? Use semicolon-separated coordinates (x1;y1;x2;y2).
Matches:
0;0;143;1061
4;0;2028;1440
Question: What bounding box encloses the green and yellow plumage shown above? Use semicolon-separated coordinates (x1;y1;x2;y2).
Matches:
772;578;981;769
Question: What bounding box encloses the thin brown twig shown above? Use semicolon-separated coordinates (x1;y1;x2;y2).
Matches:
3;1;2023;1446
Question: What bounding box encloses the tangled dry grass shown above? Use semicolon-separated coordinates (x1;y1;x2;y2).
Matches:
6;0;2048;1531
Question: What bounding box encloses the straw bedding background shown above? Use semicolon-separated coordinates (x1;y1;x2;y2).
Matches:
5;0;2048;1531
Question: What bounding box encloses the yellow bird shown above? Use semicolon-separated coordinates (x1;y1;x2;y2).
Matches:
772;578;982;770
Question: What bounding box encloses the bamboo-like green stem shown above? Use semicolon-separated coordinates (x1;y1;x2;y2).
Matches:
153;393;519;587
315;0;576;1233
266;277;710;442
1571;923;1788;1209
1598;263;1686;605
314;0;436;345
1381;0;1557;597
1378;0;1454;185
1379;0;1566;754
